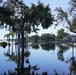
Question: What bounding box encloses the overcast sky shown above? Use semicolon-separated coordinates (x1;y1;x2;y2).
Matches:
0;0;70;39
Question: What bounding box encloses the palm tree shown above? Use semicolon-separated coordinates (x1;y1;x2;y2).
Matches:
4;33;11;53
9;31;15;54
4;33;10;41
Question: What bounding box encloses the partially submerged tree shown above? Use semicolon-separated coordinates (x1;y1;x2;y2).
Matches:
0;0;55;72
0;0;54;46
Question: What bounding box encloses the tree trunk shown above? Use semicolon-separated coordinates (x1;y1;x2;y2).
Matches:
18;27;20;74
12;36;13;54
21;31;25;74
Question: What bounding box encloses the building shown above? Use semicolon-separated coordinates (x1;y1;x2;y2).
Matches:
65;34;76;41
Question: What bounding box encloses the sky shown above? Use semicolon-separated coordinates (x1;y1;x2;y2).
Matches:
0;0;70;39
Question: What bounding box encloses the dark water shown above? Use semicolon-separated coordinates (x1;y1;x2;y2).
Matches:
0;43;76;75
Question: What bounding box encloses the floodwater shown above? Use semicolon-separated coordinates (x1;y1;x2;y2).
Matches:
0;43;76;75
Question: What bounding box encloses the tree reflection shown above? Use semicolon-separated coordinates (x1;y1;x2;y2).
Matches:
3;43;75;75
40;43;55;51
3;64;40;75
57;44;70;51
57;44;70;61
57;49;64;61
31;44;39;49
70;60;76;74
3;44;56;75
3;44;41;75
69;46;76;75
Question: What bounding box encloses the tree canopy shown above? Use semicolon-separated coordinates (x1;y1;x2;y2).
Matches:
0;0;55;52
57;28;69;40
40;33;55;42
30;35;40;43
0;0;54;33
69;0;76;15
0;1;55;66
55;0;76;33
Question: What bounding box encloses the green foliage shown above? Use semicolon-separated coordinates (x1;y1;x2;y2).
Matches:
0;42;7;48
57;28;69;40
30;35;40;43
0;2;15;29
4;33;10;38
0;0;54;53
0;7;14;17
30;2;54;29
0;0;54;33
55;1;76;33
57;28;64;40
40;33;55;42
70;17;76;32
9;31;15;37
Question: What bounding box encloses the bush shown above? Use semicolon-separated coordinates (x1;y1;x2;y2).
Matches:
0;42;7;48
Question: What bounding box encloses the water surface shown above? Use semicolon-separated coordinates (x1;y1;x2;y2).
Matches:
0;43;76;75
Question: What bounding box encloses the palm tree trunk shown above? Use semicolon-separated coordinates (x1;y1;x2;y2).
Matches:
12;36;13;54
18;26;20;74
8;37;10;54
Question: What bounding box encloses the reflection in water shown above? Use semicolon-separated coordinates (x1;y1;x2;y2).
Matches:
3;45;48;75
57;44;76;75
40;43;55;51
57;44;70;51
57;49;64;61
3;44;57;75
4;64;40;75
2;43;76;75
31;44;39;49
69;46;76;75
57;44;70;61
7;43;11;54
3;44;40;75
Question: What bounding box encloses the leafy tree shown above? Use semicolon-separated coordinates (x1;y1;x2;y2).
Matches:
0;1;14;28
4;33;10;40
0;0;54;70
57;28;65;40
55;0;76;33
69;0;76;15
30;35;40;43
70;17;76;32
0;0;54;46
40;33;55;42
57;28;69;40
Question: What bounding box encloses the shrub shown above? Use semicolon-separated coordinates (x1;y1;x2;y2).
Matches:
0;42;7;48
